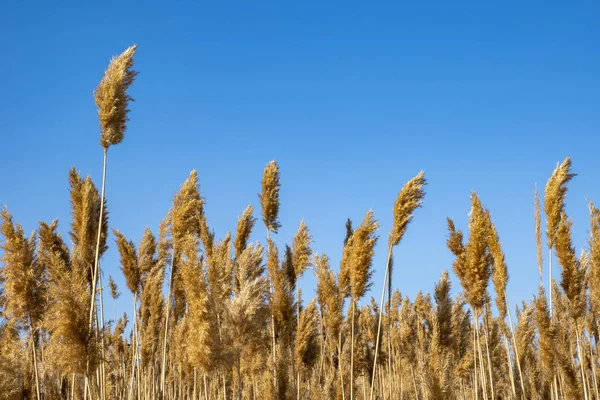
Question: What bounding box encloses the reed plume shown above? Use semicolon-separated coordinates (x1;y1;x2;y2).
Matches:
588;202;600;317
544;157;575;248
554;212;586;320
225;243;269;398
113;230;140;296
0;208;44;399
348;211;379;302
292;221;312;280
95;45;139;149
295;299;319;374
485;215;508;322
259;161;281;234
544;156;575;315
180;233;218;374
234;205;256;260
161;170;204;393
8;43;600;400
108;276;120;303
371;171;425;399
347;210;378;400
389;171;427;248
0;322;23;398
139;226;164;370
88;47;138;398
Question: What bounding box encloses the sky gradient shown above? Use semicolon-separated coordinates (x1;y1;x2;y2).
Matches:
2;2;599;321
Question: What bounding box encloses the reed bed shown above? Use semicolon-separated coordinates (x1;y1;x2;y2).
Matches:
1;46;600;400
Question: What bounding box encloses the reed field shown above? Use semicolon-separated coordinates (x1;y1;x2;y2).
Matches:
2;45;600;400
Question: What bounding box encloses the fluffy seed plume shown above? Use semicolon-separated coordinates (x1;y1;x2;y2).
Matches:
485;214;509;321
259;160;281;234
95;45;139;149
108;276;120;301
113;230;140;296
172;170;204;246
234;205;256;259
295;299;320;372
348;210;379;301
554;212;585;319
0;207;44;327
292;220;312;279
138;227;157;284
544;156;575;248
448;193;492;311
389;171;427;247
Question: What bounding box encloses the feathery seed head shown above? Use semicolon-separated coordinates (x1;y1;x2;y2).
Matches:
544;156;575;248
589;202;600;315
390;171;426;247
554;212;585;319
137;227;157;283
172;170;204;246
485;214;509;320
234;205;256;259
259;160;281;233
349;210;379;301
95;45;139;149
292;220;312;279
113;230;140;296
108;276;120;301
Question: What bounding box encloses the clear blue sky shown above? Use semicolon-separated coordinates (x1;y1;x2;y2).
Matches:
1;2;599;321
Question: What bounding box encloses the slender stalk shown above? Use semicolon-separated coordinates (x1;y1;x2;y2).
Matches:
370;244;392;400
350;300;355;400
589;337;599;400
410;364;419;400
475;316;489;400
473;310;479;400
89;148;107;333
575;324;590;400
30;326;41;400
160;239;176;395
483;310;495;400
507;308;525;397
503;336;517;399
99;275;108;400
296;284;300;400
194;368;197;400
338;328;346;400
86;148;108;398
130;293;138;400
549;249;553;317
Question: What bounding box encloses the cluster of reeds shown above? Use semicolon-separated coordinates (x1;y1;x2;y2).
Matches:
1;46;600;400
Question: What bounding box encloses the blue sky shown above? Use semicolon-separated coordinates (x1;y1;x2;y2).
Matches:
1;2;599;322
